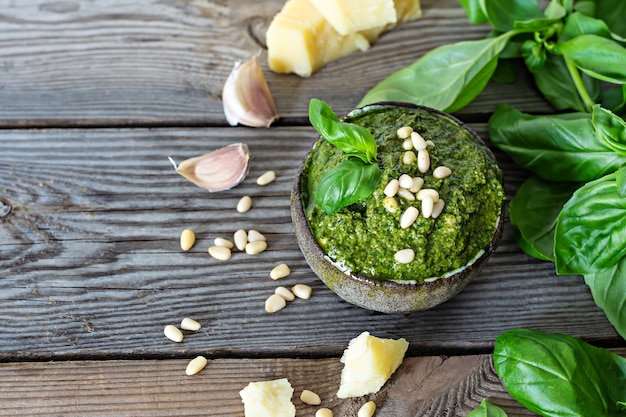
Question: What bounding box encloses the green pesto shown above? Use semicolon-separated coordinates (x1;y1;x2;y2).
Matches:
302;105;505;283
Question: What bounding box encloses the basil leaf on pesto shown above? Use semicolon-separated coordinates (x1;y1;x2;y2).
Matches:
309;98;377;164
314;158;381;215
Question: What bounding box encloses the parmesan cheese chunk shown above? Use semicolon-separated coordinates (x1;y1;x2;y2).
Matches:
336;331;409;398
240;378;296;417
310;0;397;35
266;0;421;77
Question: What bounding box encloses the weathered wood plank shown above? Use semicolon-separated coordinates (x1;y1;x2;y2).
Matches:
0;0;552;127
0;126;620;360
0;355;540;416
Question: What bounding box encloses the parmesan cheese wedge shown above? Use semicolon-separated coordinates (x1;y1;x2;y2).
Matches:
239;378;296;417
266;0;421;77
336;331;409;398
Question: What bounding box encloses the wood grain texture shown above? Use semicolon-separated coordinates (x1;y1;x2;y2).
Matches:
0;354;545;417
0;126;619;361
0;0;553;127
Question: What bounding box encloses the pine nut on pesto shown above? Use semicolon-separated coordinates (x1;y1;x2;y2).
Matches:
301;105;504;283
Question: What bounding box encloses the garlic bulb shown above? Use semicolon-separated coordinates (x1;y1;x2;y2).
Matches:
169;143;250;192
222;55;279;128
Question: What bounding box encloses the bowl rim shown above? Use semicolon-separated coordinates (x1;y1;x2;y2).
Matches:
291;101;504;292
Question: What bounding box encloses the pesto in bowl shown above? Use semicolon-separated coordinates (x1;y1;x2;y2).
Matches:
292;102;505;313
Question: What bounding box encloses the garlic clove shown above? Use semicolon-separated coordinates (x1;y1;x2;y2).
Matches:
169;143;250;192
222;55;279;128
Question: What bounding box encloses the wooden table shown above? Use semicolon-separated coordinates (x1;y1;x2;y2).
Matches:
1;1;623;415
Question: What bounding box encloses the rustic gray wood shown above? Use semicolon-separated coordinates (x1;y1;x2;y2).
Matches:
0;0;552;127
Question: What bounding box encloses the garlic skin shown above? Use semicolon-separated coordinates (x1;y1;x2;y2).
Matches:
169;143;250;192
222;55;279;128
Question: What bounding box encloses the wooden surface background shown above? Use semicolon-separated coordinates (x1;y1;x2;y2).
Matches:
0;0;622;416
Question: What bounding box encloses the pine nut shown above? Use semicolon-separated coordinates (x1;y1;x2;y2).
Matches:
185;356;208;376
257;170;276;186
237;195;252;213
180;229;196;251
418;148;430;173
397;188;415;201
402;150;416;165
164;325;183;343
433;166;452;179
394;248;415;264
245;240;267;255
234;229;248;251
265;293;287;313
180;317;201;331
358;401;376;417
400;206;419;229
426;139;435;147
402;138;413;150
300;389;321;405
214;237;234;249
247;229;266;242
422;196;434;218
383;179;399;197
270;263;291;280
383;196;399;213
208;245;232;261
416;188;439;202
292;284;312;299
409;176;424;193
275;286;295;301
316;408;334;417
397;125;413;139
398;174;413;189
432;199;445;218
411;131;427;150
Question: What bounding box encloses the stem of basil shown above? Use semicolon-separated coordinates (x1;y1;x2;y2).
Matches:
564;57;595;112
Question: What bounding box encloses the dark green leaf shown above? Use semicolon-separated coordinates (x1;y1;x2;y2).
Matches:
358;33;513;112
509;176;580;261
488;104;626;182
555;171;626;274
458;0;488;24
532;53;601;112
491;59;516;83
467;399;508;417
494;328;626;417
560;12;615;43
559;34;626;84
521;40;546;72
573;0;595;16
592;105;626;155
602;85;626;115
618;164;626;197
584;257;626;340
308;99;377;163
314;158;381;215
595;0;626;39
482;0;544;32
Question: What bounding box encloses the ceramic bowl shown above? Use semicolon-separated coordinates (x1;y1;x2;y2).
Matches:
291;102;504;314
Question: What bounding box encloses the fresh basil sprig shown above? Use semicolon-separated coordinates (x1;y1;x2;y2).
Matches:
308;99;381;215
467;399;508;417
494;328;626;417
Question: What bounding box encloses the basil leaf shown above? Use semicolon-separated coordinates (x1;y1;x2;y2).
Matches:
521;39;546;72
595;0;626;39
308;99;377;163
467;399;508;417
532;53;601;112
560;12;615;43
314;158;381;215
602;85;626;116
559;34;626;84
458;0;488;25
494;328;626;417
509;176;579;262
358;33;513;112
618;164;626;198
555;171;626;275
489;104;626;182
593;105;626;155
584;257;626;340
481;0;544;32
